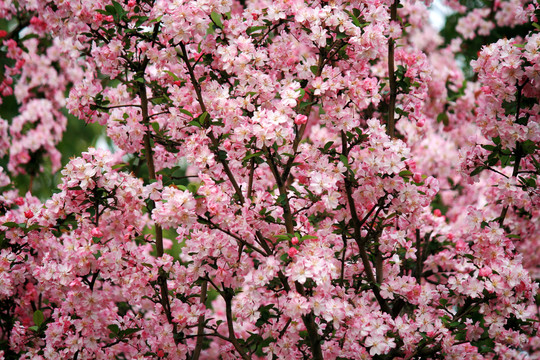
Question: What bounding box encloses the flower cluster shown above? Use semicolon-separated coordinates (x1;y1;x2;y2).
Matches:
0;0;539;358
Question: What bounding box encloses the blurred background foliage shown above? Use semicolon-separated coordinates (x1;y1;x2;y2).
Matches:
0;18;105;200
439;0;538;79
0;94;104;199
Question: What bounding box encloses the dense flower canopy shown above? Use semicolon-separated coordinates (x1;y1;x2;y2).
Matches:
0;0;539;359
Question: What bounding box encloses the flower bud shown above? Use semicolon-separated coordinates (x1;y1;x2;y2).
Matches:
91;228;104;238
294;114;308;125
479;267;492;277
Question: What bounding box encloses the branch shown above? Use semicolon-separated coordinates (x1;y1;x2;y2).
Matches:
263;144;323;360
499;82;525;227
223;290;250;360
247;158;255;200
191;280;207;360
387;0;399;138
280;50;325;184
198;215;267;256
341;131;391;315
139;80;178;340
178;42;245;204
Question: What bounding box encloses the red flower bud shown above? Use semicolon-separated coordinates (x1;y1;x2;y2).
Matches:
294;114;308;125
288;247;298;257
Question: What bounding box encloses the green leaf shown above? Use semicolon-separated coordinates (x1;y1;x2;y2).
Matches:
395;108;409;116
164;70;179;82
399;170;413;178
246;25;266;36
210;11;223;29
112;163;128;170
339;154;349;168
385;212;398;220
440;298;448;306
276;194;288;206
198;111;209;126
481;144;497;151
322;141;334;152
178;108;193;117
33;310;44;327
188;119;201;128
243;151;263;162
134;15;149;28
486;155;498;166
104;5;116;16
108;324;120;335
217;150;227;161
112;1;125;18
522;140;536;155
25;224;41;233
524;177;536;188
310;66;319;75
470;166;485;176
2;222;19;228
122;327;141;336
500;154;510;167
437;112;449;126
344;9;363;27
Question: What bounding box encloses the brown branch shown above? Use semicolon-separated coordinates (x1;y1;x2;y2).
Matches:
387;0;399;138
340;234;347;286
139;81;178;340
263;148;323;360
191;280;207;360
178;42;245;204
223;290;250;360
280;49;325;184
247;158;255;200
341;131;391;315
375;249;383;284
198;215;267;256
499;82;525;227
415;229;422;283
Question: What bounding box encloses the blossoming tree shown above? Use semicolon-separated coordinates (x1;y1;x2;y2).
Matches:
0;0;539;359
